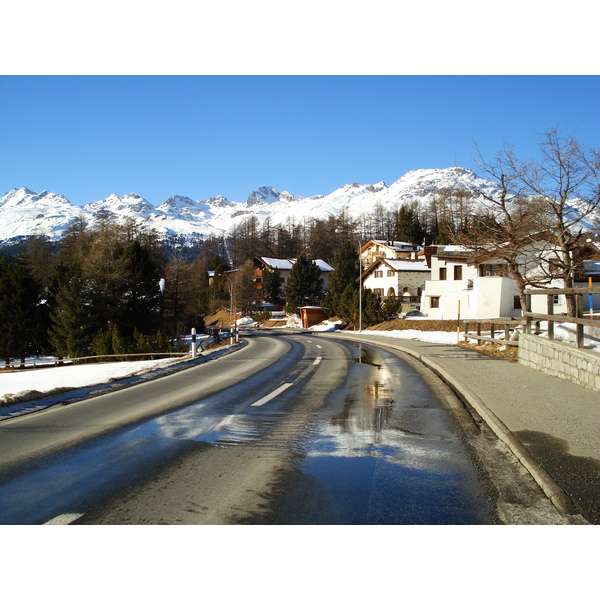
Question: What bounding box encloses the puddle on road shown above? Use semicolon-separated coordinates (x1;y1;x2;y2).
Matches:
259;342;497;525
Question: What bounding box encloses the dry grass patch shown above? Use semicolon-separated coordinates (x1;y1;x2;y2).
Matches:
457;341;519;362
366;318;460;332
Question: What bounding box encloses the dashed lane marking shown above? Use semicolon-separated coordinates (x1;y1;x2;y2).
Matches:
44;513;84;525
251;383;294;407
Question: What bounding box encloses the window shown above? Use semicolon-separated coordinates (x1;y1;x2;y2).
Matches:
553;295;560;305
513;296;521;309
374;270;383;278
479;264;501;277
430;296;440;308
373;288;384;297
439;267;447;280
387;270;395;277
454;265;463;280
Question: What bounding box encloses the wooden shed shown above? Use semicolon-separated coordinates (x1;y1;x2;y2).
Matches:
299;306;328;329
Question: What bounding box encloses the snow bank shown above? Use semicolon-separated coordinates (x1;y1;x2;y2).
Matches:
236;316;254;325
346;321;600;353
0;357;184;402
537;322;600;353
345;329;458;344
309;319;343;332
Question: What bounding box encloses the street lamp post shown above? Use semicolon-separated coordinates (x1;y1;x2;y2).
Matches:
225;274;237;345
336;230;363;332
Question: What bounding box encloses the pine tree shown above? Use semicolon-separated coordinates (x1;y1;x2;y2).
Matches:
120;239;163;336
0;256;43;365
48;263;95;358
285;255;324;313
322;241;359;319
394;203;424;244
262;266;283;306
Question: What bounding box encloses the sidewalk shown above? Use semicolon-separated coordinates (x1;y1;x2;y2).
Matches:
329;332;600;524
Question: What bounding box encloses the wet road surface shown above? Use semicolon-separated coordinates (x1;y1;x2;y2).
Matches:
0;331;501;524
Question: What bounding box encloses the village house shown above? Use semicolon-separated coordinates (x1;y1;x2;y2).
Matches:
420;246;522;320
420;242;600;320
252;257;334;305
362;257;431;311
360;240;421;267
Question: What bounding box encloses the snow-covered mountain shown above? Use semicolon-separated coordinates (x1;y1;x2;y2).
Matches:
1;167;595;247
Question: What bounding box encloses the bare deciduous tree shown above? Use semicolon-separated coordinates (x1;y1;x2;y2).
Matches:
456;129;600;315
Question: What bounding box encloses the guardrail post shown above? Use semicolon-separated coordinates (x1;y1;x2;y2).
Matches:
576;294;584;348
547;294;554;340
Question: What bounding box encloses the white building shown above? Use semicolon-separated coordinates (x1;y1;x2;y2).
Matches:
420;241;600;320
420;246;522;320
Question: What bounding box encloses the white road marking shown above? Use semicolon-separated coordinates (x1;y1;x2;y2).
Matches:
313;356;322;365
316;345;322;348
251;383;294;407
44;513;84;525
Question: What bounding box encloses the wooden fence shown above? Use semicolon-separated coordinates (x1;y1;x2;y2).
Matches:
524;286;600;348
462;318;525;347
3;330;227;370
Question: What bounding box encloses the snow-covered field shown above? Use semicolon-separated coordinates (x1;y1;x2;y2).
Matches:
0;333;214;419
0;356;192;420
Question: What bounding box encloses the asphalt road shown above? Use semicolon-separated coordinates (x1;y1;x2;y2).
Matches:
0;329;582;524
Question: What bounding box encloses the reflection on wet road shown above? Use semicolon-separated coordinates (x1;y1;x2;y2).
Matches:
249;342;497;524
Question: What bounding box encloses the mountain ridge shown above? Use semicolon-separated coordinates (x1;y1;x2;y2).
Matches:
2;167;592;247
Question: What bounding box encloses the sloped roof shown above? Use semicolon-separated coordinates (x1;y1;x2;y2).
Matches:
258;257;294;270
584;260;600;275
257;257;334;272
371;239;417;251
362;258;430;279
382;258;430;272
312;259;334;272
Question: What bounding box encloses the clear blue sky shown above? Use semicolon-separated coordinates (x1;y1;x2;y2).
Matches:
1;75;599;207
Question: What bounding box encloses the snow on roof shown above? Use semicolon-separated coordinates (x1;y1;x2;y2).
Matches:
584;260;600;274
437;245;472;253
259;257;294;270
313;259;334;272
381;259;430;272
259;257;334;271
372;239;415;250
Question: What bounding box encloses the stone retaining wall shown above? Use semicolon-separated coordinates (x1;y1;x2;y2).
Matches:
518;332;600;392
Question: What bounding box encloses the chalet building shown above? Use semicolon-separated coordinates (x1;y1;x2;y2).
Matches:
360;240;421;267
252;257;334;304
362;258;431;311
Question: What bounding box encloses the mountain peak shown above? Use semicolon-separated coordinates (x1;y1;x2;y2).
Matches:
246;186;280;207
